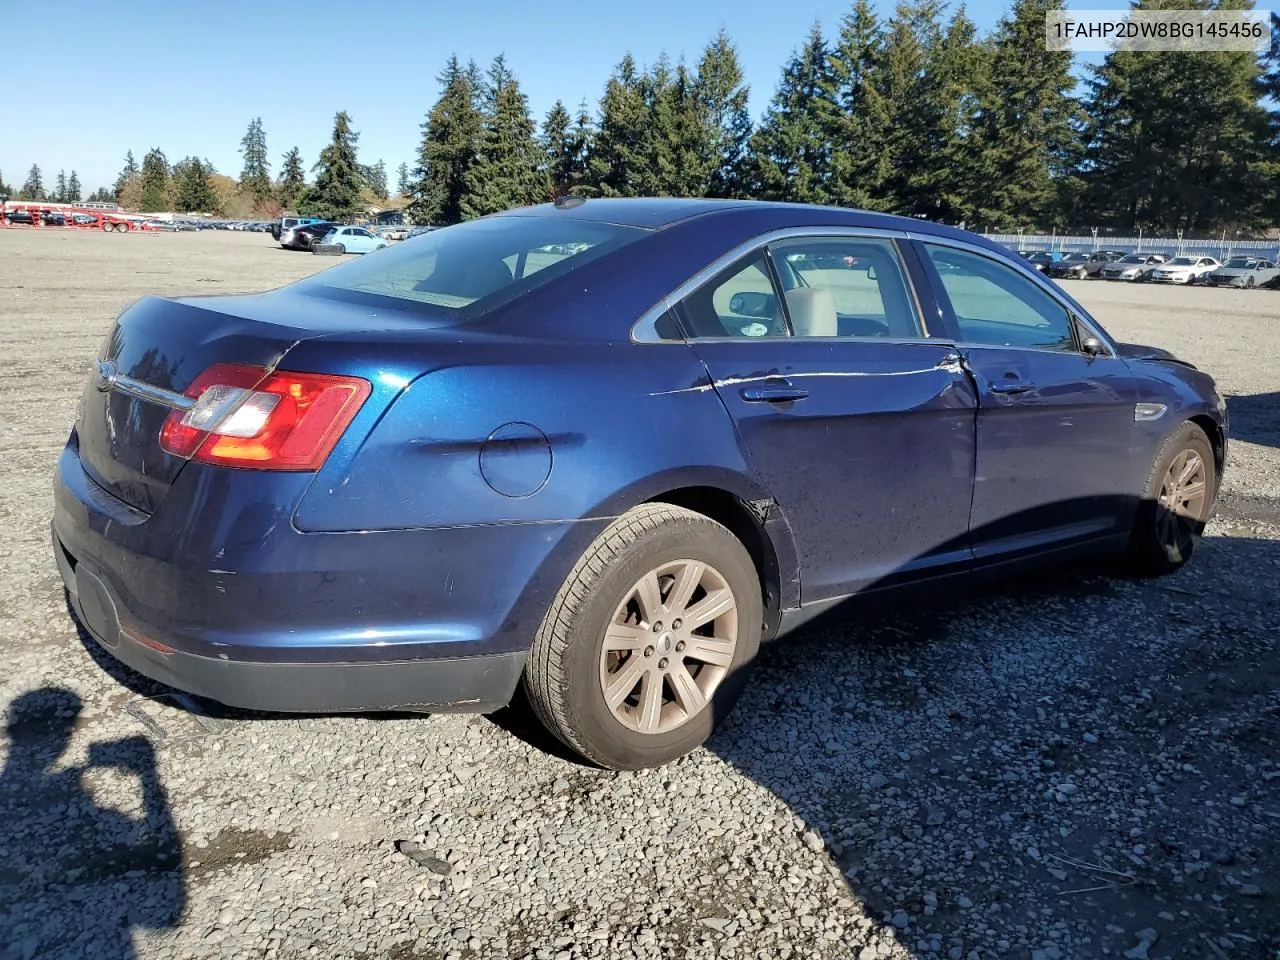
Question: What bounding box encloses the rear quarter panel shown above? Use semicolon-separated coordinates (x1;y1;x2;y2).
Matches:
286;336;775;532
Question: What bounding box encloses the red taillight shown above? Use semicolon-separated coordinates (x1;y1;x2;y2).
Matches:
160;363;371;471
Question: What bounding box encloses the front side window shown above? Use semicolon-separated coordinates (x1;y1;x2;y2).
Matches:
769;237;922;338
924;244;1077;352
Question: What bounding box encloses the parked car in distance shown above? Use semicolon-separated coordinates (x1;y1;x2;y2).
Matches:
4;208;34;225
72;213;99;226
1204;256;1280;289
142;220;182;232
1046;251;1123;280
1099;253;1170;282
53;198;1228;770
280;221;339;251
312;225;390;255
1150;256;1220;284
1024;250;1065;272
41;210;67;226
271;215;326;241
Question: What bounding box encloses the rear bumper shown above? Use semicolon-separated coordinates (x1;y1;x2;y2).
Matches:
53;441;608;713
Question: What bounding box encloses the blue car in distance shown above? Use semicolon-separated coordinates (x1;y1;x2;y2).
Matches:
312;225;390;256
53;198;1227;770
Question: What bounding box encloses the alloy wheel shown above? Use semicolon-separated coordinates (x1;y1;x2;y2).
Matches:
598;559;738;735
1157;449;1208;550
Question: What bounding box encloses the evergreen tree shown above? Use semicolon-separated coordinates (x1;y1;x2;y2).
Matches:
301;111;364;221
66;170;82;201
139;148;171;212
589;54;650;196
173;156;219;212
21;164;45;200
279;147;306;210
114;151;138;201
361;159;388;198
395;161;411;196
541;100;580;198
695;31;753;197
970;0;1081;227
0;169;10;198
87;187;115;203
408;55;483;225
239;117;273;205
53;170;68;202
822;0;893;210
462;59;546;217
744;24;834;203
1078;0;1276;231
642;57;710;196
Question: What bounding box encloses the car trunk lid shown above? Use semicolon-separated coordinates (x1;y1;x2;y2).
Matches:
74;295;338;514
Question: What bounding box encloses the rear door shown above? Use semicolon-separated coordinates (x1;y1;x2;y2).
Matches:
913;240;1139;559
680;232;978;602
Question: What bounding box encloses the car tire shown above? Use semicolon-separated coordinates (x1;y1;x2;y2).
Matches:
102;222;114;233
524;503;763;770
1123;421;1217;577
1245;276;1255;289
336;244;346;255
117;222;130;233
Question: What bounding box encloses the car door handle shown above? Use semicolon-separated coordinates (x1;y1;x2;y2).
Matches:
740;383;810;403
989;379;1035;395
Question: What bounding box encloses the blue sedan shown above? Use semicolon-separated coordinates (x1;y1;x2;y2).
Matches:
312;225;389;255
53;198;1227;769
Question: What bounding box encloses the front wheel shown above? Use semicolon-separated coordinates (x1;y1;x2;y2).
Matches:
1124;422;1217;576
1245;276;1255;289
524;504;763;770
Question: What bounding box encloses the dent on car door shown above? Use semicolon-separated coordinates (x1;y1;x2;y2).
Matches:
916;241;1140;559
677;234;979;603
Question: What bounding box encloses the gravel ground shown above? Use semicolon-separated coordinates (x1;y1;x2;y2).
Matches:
1;228;1277;960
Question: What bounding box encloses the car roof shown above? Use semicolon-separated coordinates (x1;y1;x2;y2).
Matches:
495;197;991;248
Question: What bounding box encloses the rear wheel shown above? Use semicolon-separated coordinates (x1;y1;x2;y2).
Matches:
1124;422;1216;576
116;222;130;233
524;504;762;770
102;222;114;233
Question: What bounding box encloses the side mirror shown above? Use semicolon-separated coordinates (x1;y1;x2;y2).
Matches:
1081;336;1107;357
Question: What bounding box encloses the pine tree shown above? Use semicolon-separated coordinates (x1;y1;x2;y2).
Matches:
279;147;306;210
362;159;388;198
173;156;219;212
408;55;483;225
642;58;710;197
139;148;171;212
462;59;546;217
589;54;650;197
114;151;138;202
53;170;68;202
21;164;45;200
695;31;753;197
0;169;10;198
1078;0;1276;231
822;0;893;210
300;111;364;221
239;117;273;205
67;170;82;201
743;24;834;203
395;161;411;196
970;0;1081;227
541;100;580;198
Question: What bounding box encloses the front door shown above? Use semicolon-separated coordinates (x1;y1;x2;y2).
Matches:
679;234;979;602
915;241;1139;559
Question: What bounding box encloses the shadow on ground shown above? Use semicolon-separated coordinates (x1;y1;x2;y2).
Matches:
0;688;185;959
1226;392;1280;449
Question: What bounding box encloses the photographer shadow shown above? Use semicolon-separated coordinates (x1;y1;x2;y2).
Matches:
0;688;185;960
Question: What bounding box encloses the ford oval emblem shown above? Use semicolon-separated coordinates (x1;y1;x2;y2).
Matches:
95;359;120;392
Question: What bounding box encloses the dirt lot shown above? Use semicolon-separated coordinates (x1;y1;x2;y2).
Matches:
1;228;1278;960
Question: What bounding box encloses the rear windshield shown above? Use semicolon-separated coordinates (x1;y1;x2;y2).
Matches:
295;214;648;318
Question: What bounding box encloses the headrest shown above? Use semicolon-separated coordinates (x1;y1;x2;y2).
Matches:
784;287;838;337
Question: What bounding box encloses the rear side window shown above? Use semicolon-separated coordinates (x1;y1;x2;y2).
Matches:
297;216;647;318
769;237;921;338
678;253;789;338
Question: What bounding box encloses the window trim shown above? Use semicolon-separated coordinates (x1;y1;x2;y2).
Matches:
631;226;935;344
908;233;1118;359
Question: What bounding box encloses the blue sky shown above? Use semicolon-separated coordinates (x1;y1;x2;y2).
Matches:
2;0;1076;194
